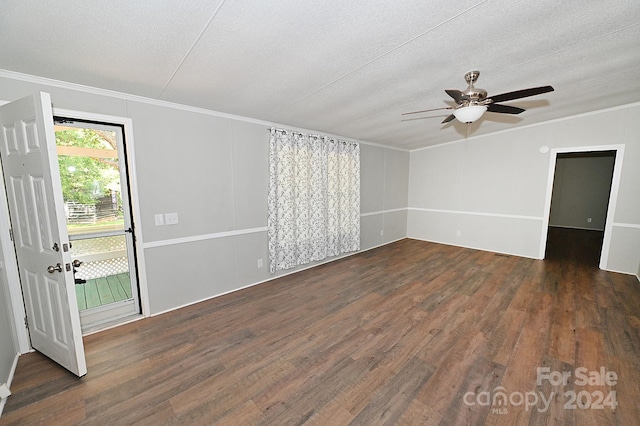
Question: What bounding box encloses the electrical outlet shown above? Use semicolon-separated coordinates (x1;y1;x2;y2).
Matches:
257;258;263;268
154;214;164;226
380;230;384;236
165;212;179;225
456;230;462;237
587;218;592;223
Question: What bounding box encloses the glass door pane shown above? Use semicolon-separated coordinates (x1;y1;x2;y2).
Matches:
54;120;139;330
70;235;131;310
55;125;124;235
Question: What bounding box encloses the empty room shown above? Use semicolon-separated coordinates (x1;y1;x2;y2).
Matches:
0;1;639;425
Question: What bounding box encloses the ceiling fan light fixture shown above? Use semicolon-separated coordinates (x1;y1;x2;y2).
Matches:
453;105;487;123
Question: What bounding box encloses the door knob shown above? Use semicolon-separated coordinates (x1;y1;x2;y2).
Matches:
72;259;83;268
47;263;63;273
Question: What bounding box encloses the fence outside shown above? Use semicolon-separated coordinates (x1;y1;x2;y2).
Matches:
65;193;122;225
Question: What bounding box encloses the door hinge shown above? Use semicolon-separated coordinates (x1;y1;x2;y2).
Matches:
24;316;29;329
9;229;13;241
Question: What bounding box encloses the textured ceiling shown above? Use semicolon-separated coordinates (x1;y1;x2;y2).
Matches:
1;0;639;149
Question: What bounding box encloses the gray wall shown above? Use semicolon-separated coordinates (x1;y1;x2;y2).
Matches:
361;145;409;249
408;103;640;274
0;73;409;318
0;247;18;393
549;153;615;231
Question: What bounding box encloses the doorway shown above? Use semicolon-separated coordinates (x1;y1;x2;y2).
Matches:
546;151;615;265
53;118;140;332
540;146;623;269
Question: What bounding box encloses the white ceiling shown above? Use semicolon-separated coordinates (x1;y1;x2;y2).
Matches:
1;0;639;149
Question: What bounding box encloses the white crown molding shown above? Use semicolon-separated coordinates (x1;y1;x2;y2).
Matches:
410;100;640;153
0;69;409;152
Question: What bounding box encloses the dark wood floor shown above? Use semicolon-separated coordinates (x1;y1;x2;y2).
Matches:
3;231;639;425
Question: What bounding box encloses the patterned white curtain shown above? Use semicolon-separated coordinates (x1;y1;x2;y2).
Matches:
268;127;360;273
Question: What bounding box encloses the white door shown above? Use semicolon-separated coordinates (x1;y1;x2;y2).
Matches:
0;93;87;377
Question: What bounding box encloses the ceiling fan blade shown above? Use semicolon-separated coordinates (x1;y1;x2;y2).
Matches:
401;106;453;116
487;103;525;114
441;114;456;124
489;86;554;103
445;89;469;102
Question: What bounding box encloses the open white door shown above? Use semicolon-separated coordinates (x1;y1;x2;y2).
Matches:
0;93;86;377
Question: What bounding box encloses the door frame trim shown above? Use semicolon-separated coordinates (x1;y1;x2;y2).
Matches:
538;144;625;270
0;159;30;353
53;107;149;318
54;117;142;332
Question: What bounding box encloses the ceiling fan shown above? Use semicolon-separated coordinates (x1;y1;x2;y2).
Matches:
402;70;554;124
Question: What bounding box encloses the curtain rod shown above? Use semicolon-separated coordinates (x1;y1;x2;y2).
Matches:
268;127;353;143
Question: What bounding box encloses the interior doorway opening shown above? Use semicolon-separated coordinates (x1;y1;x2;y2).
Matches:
53;117;140;333
544;150;616;267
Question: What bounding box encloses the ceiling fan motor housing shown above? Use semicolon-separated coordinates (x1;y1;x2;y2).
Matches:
462;70;487;104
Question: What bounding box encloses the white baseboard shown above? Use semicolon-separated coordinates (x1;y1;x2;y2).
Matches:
407;236;539;260
0;352;20;418
151;237;407;318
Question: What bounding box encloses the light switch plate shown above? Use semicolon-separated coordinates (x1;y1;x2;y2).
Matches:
154;214;164;226
165;212;179;225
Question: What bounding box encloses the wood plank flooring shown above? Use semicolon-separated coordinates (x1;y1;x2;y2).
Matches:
3;232;640;425
74;273;132;310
